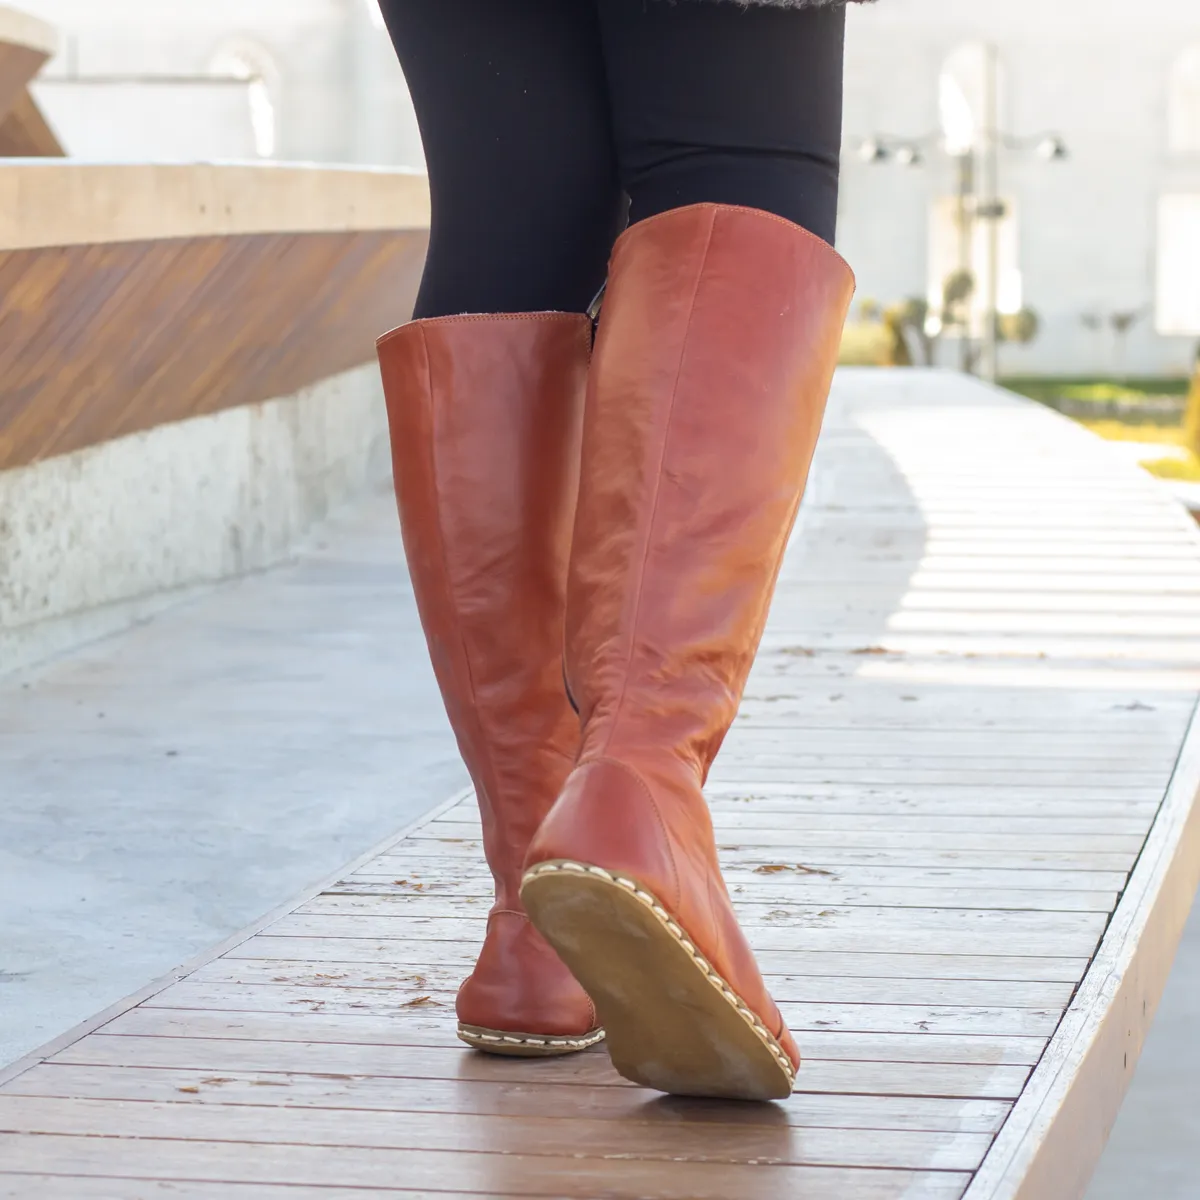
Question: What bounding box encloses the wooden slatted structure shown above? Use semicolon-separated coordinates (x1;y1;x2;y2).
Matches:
2;369;1199;1199
0;161;429;470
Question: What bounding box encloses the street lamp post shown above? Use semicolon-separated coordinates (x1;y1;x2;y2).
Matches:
857;45;1066;380
979;43;1001;383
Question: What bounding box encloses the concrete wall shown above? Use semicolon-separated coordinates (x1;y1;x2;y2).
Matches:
0;365;392;676
842;0;1200;378
32;78;260;160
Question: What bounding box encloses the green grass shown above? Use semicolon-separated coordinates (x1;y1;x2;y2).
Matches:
1001;376;1200;483
1002;376;1192;404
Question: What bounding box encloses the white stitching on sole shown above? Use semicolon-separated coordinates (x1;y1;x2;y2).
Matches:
521;860;797;1086
457;1023;607;1052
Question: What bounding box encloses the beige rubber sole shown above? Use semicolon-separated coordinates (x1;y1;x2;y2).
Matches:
520;859;796;1100
456;1022;605;1058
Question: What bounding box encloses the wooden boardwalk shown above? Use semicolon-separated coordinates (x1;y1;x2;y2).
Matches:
3;370;1200;1199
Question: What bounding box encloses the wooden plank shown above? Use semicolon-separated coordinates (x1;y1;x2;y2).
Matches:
309;885;1122;914
0;1137;970;1200
1;1063;1013;1133
68;1012;1051;1070
715;734;1182;757
136;983;1062;1038
730;712;1192;737
431;814;1156;836
0;227;426;469
277;904;1107;936
709;769;1171;790
261;913;1103;958
90;1010;1050;1068
45;1042;1030;1103
903;571;1200;593
0;1095;995;1173
708;795;1163;817
225;937;1092;982
887;611;1200;637
0;1181;432;1200
171;967;1076;1009
350;858;1134;891
375;844;1142;872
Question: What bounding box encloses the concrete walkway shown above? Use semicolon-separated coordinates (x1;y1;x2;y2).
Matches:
0;488;464;1068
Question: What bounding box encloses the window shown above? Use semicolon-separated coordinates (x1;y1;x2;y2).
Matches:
1157;195;1200;335
209;42;278;159
930;44;1016;337
938;43;1005;156
1168;46;1200;156
928;196;1021;335
939;44;987;154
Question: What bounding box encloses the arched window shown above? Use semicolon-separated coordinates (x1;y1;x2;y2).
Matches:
938;43;1005;155
931;45;1017;336
1168;45;1200;156
939;43;988;155
209;41;279;159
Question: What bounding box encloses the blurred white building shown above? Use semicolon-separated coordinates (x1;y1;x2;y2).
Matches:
841;0;1200;376
17;0;1200;377
23;0;421;167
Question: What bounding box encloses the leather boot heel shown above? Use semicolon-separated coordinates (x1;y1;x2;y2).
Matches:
522;860;795;1100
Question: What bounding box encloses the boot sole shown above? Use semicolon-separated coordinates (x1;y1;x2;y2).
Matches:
520;860;796;1100
457;1022;605;1057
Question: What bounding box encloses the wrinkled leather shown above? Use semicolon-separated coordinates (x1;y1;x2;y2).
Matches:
526;204;855;1069
378;313;597;1039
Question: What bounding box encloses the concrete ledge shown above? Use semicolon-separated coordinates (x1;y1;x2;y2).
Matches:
0;364;391;674
0;161;429;251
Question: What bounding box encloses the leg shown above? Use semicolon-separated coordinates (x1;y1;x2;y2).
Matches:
374;1;620;1054
379;0;624;316
522;2;855;1097
598;0;845;243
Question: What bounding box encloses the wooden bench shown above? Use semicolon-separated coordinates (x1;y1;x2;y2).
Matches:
0;369;1197;1198
0;161;429;471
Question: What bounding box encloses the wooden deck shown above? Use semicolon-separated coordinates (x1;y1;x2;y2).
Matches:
3;369;1200;1199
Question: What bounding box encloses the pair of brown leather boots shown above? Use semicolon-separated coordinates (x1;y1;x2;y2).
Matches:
377;203;854;1101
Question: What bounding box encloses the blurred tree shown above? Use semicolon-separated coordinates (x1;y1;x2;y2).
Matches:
1080;307;1149;380
998;308;1040;345
942;268;975;332
881;305;914;366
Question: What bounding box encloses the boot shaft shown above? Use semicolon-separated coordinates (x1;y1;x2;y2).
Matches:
378;313;590;906
567;204;855;779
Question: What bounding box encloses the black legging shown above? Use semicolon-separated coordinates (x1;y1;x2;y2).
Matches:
379;0;845;320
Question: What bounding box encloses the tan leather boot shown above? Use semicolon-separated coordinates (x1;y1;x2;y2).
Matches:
521;204;854;1097
377;313;602;1056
